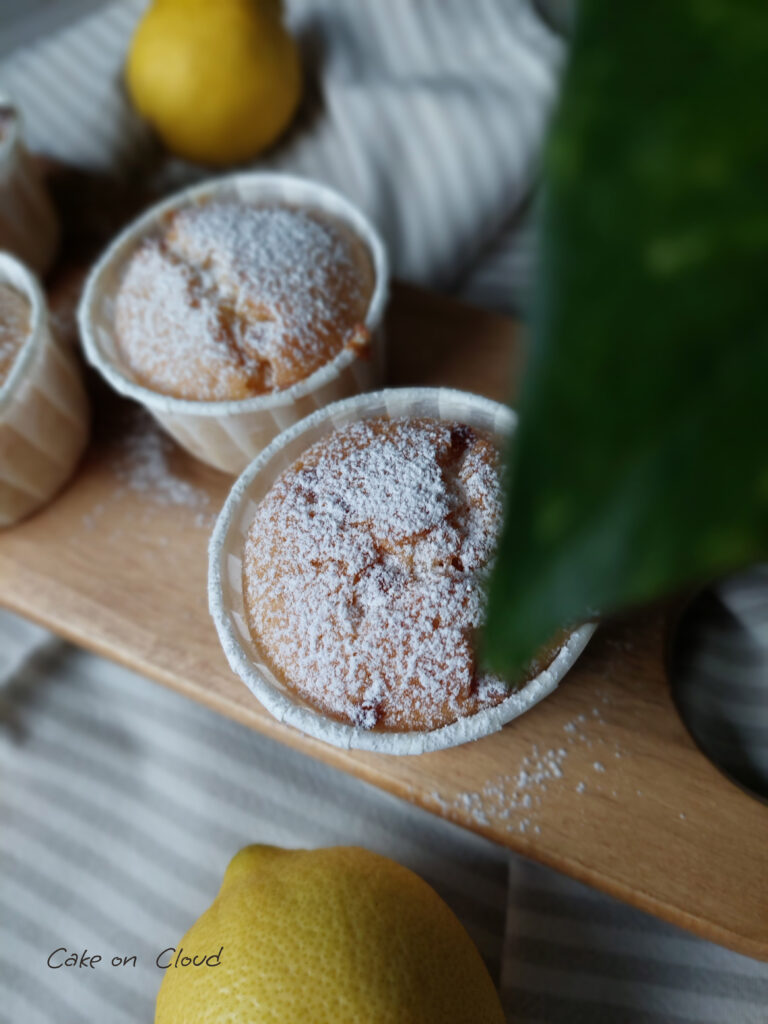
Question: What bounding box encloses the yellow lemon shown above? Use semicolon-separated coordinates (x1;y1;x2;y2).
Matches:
155;844;505;1024
126;0;302;165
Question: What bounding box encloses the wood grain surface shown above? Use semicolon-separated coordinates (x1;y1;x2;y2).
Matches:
0;274;766;961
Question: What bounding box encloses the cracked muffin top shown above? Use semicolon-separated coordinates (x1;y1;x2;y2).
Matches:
113;200;375;401
242;416;561;732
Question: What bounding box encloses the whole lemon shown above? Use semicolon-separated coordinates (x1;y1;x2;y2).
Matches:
126;0;302;165
155;844;505;1024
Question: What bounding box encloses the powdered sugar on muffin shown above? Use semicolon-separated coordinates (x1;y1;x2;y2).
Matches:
243;416;558;732
114;202;374;401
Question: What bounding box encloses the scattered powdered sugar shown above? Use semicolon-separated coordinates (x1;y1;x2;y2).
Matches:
113;412;210;511
83;411;213;531
429;689;630;835
243;416;526;732
114;202;372;400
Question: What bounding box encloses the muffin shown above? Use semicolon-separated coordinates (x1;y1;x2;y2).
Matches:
80;174;388;474
210;388;596;753
114;201;375;401
0;283;31;383
242;415;559;732
0;252;89;526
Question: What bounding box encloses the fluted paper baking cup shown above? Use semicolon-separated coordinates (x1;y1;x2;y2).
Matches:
0;96;58;275
78;173;389;475
0;253;89;526
209;387;596;756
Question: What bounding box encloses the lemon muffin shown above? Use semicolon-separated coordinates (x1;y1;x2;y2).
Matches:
242;416;560;732
113;201;375;401
0;252;89;527
0;282;30;385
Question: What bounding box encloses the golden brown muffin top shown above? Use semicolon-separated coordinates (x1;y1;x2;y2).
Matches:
114;201;374;401
0;283;31;386
242;416;537;732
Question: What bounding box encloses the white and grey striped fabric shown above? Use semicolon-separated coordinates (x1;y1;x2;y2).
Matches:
503;855;768;1024
671;566;768;803
0;613;509;1023
0;3;767;1023
0;0;563;307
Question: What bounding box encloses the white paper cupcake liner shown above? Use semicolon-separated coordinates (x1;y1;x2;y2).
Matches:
0;253;89;527
78;172;389;474
209;387;596;755
0;97;59;276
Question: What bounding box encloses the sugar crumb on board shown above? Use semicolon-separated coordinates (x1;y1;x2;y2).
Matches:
428;688;631;836
82;410;215;532
114;411;211;510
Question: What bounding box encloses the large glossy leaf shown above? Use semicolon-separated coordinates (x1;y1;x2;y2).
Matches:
485;1;768;673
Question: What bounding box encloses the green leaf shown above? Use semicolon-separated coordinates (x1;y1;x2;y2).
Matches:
484;0;768;674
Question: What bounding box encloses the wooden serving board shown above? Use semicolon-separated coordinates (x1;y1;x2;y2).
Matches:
1;273;767;961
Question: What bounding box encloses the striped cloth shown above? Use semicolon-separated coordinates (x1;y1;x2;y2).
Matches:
0;3;767;1023
0;0;562;306
671;565;768;802
0;613;509;1023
